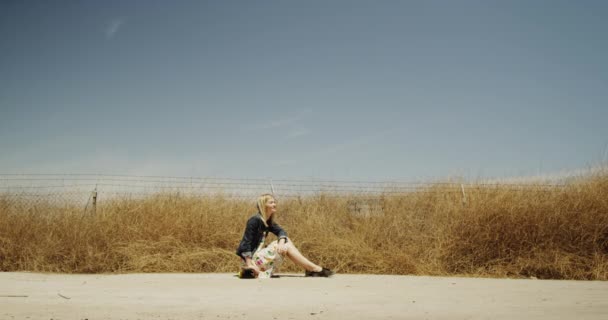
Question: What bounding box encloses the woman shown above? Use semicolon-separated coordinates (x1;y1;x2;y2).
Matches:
236;193;334;278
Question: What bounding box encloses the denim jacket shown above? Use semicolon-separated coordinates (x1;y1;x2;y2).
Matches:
236;213;288;260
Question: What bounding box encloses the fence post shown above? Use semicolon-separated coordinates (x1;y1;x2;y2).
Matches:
269;178;275;195
91;187;97;215
460;184;467;205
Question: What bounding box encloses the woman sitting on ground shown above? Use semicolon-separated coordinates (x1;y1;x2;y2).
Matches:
236;193;334;278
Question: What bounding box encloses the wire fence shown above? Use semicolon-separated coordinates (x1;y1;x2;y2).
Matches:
0;173;573;214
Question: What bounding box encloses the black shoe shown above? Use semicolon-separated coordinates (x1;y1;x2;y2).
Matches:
305;267;334;277
240;268;256;279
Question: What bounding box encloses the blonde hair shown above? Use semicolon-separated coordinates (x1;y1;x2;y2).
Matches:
256;193;275;226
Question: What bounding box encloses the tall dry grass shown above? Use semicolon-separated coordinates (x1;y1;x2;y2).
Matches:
0;175;607;279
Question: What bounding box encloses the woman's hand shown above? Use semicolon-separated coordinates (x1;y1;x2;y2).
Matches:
277;240;288;255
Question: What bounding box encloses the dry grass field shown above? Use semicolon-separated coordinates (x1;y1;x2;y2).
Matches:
1;174;607;280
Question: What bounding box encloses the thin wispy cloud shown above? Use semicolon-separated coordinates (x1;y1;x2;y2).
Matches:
104;18;125;39
272;127;399;168
246;109;312;131
284;128;311;140
272;159;298;167
262;116;300;130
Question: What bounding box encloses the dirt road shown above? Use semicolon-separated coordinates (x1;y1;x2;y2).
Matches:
1;272;607;319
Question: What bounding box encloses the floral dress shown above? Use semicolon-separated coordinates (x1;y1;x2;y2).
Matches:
244;236;284;279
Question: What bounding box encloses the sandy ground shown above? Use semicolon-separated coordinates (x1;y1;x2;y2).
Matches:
1;272;607;320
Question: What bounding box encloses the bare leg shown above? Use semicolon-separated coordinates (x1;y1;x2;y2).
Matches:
283;239;322;272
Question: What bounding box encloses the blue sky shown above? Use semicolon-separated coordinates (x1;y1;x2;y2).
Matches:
1;1;607;181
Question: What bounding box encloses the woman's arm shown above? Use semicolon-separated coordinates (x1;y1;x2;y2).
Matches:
269;221;288;244
239;217;262;274
239;217;259;260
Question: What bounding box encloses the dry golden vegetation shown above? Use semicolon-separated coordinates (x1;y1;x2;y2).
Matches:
1;175;607;280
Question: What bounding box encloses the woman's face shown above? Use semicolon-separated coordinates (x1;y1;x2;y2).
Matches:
265;197;277;217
